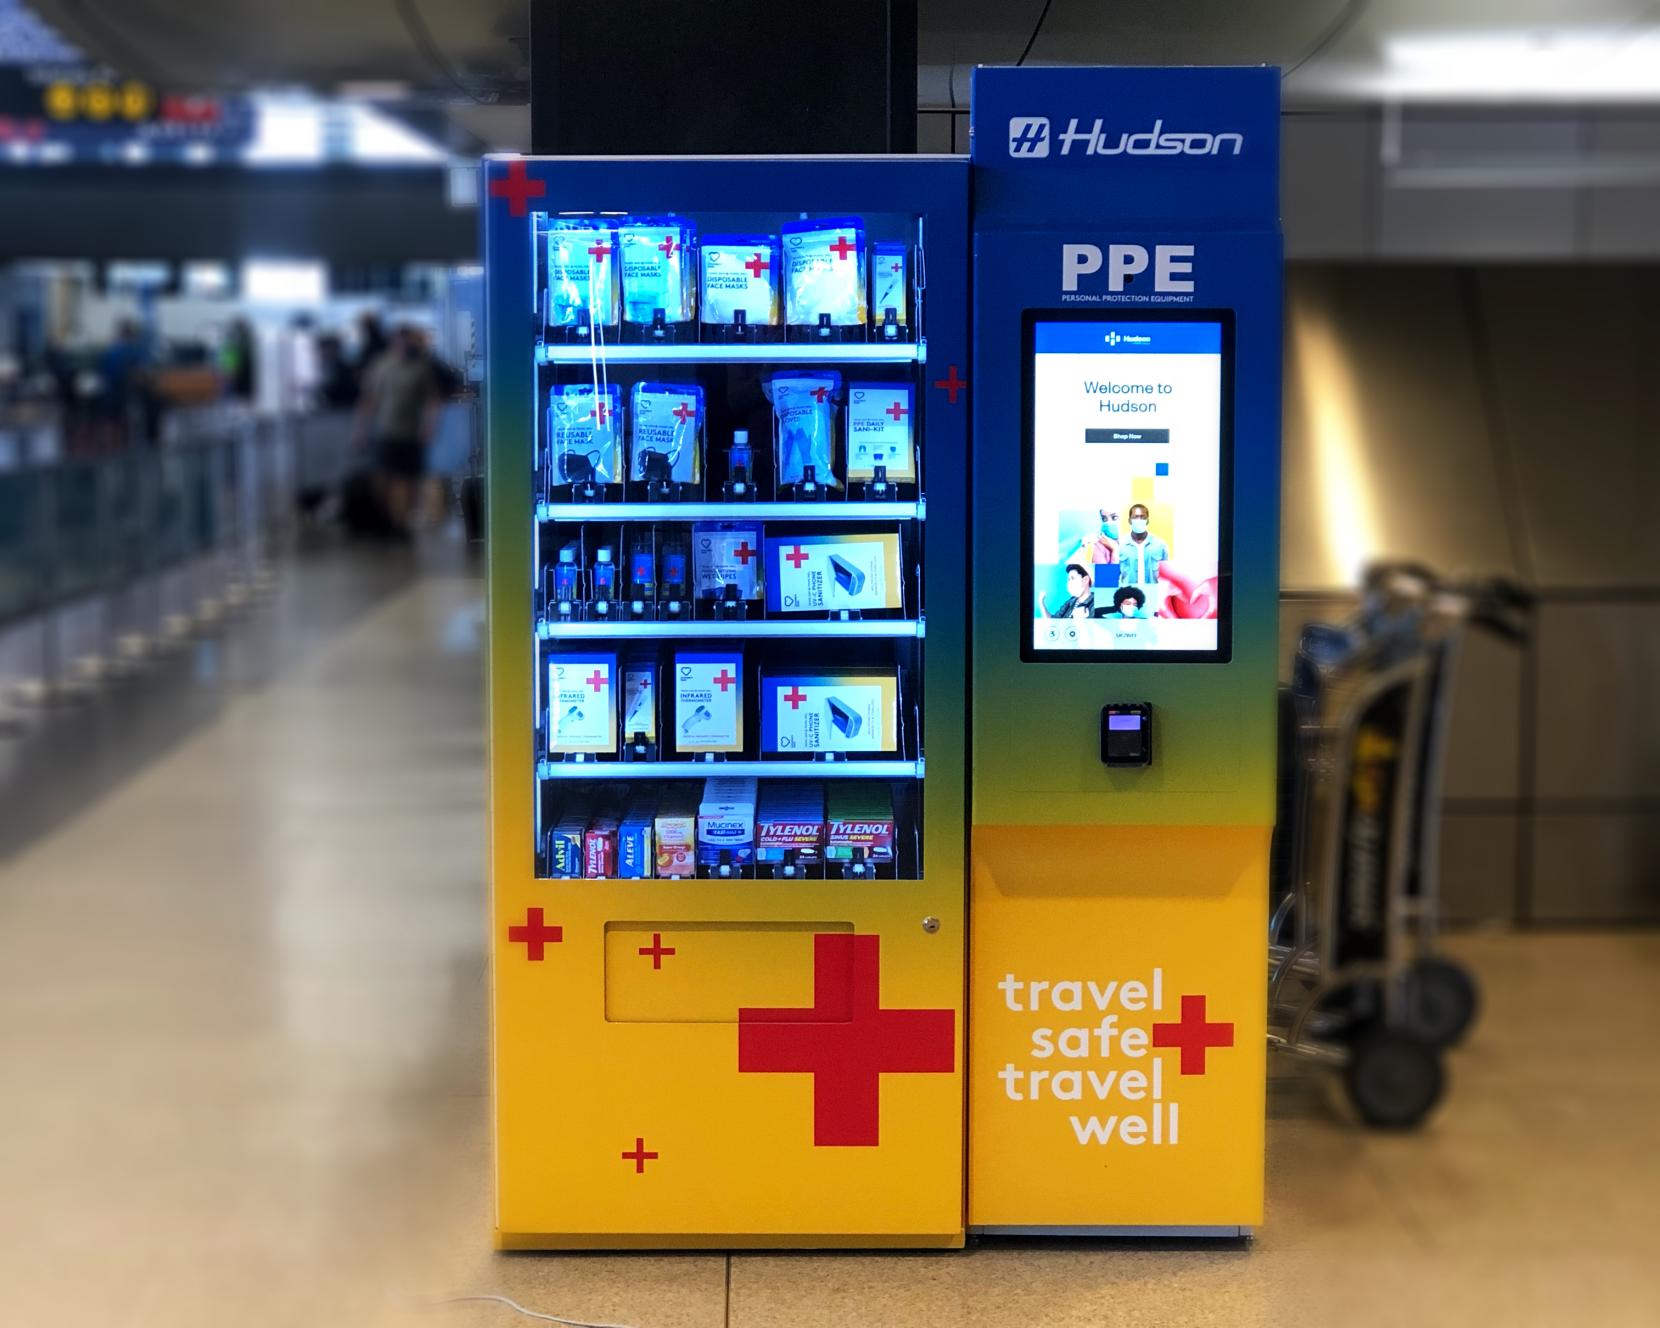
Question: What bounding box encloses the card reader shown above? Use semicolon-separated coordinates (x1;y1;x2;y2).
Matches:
1101;703;1153;768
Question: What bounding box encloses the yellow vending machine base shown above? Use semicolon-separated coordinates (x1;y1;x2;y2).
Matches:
968;826;1268;1232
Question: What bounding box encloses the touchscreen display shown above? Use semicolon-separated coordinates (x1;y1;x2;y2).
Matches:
1027;315;1229;659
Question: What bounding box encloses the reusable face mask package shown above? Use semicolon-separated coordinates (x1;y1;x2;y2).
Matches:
619;216;697;331
546;383;622;488
545;220;619;333
699;235;780;332
767;372;841;489
845;383;916;483
782;217;867;335
868;242;909;338
629;382;703;486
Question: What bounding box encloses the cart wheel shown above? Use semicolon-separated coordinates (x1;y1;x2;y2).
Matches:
1345;1029;1445;1129
1405;957;1480;1048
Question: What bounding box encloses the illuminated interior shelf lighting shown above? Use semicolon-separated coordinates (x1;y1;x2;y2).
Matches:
537;500;923;522
537;618;924;640
536;341;925;365
537;759;923;781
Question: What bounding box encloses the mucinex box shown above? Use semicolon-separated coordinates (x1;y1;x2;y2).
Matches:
697;777;758;869
763;531;903;614
760;672;900;754
845;383;916;482
673;650;744;754
546;652;618;755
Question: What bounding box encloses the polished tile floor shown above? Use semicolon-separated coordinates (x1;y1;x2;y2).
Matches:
1;549;1655;1327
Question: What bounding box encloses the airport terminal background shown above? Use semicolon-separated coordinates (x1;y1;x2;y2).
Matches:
3;1;1660;1325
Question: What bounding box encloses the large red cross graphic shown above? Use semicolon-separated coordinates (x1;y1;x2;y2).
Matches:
933;365;968;405
885;400;909;422
586;240;612;261
712;668;737;692
672;401;695;423
488;161;545;217
744;252;769;277
782;687;808;710
585;669;607;693
507;908;563;961
809;385;829;403
621;1137;658;1173
590;401;610;425
829;235;856;260
658;235;678;257
1152;994;1234;1075
738;934;954;1146
784;545;810;569
638;933;676;969
732;540;756;565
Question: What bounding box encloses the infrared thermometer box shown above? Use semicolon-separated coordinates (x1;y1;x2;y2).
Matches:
760;672;900;754
763;532;903;614
546;652;619;755
673;650;744;754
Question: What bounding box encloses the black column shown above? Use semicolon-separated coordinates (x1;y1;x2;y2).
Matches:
530;0;916;155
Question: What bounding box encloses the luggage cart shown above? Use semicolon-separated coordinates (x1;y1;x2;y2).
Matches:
1268;563;1533;1127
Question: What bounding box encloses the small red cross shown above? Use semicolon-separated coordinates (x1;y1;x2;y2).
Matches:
885;400;908;422
634;559;651;580
488;160;545;217
809;385;829;403
739;934;955;1146
933;365;968;405
590;401;609;425
785;545;809;569
829;235;856;261
733;540;756;565
891;260;903;273
672;401;695;423
621;1137;658;1173
638;933;676;969
507;908;563;961
783;686;808;709
744;252;769;277
586;240;611;261
712;668;737;692
1152;994;1235;1075
585;669;607;692
658;235;678;257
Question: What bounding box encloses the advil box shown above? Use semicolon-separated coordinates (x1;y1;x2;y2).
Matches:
764;532;903;614
757;782;826;864
761;672;899;754
547;804;591;878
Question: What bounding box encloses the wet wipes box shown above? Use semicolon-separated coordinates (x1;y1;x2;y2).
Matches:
761;672;899;754
692;522;764;603
697;776;758;869
763;532;903;614
700;235;780;328
673;650;744;754
546;652;618;755
845;383;916;482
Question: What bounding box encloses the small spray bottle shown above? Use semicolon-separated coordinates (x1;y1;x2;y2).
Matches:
591;546;616;618
552;544;580;622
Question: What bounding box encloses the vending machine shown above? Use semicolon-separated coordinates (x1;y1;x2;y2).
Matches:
483;156;970;1248
966;67;1282;1234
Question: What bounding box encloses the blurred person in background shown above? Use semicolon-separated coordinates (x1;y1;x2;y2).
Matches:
354;323;442;538
220;317;257;403
95;318;152;449
315;332;359;410
354;310;389;390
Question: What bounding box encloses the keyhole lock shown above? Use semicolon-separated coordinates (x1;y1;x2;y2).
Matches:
921;916;940;934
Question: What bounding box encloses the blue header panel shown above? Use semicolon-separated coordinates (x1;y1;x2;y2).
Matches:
971;65;1278;230
1034;321;1222;354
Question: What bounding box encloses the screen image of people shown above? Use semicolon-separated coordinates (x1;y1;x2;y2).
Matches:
1030;318;1225;655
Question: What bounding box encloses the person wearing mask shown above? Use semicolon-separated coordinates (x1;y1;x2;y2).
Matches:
1046;563;1097;619
355;325;440;537
1117;503;1169;591
1103;585;1147;619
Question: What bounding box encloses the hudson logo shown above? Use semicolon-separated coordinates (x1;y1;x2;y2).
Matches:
1007;116;1050;157
1010;116;1244;158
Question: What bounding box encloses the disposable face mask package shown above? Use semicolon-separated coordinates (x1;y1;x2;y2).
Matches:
629;382;703;485
619;217;696;327
761;672;900;754
782;217;867;331
763;531;903;614
545;220;619;331
546;383;622;486
869;242;909;332
700;235;780;329
845;383;916;482
767;372;840;488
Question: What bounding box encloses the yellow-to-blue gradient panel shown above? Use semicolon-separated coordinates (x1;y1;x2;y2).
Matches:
483;155;971;1248
967;67;1282;1231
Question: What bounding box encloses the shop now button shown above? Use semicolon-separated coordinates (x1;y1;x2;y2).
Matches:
1084;428;1170;445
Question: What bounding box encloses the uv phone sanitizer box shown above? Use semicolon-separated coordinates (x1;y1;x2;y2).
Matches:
763;532;903;614
546;653;618;755
760;672;900;753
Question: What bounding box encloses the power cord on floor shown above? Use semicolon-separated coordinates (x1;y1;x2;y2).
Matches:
431;1293;638;1328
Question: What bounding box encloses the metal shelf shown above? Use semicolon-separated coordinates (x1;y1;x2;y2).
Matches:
537;499;923;522
537;759;923;781
537;341;924;366
538;618;924;640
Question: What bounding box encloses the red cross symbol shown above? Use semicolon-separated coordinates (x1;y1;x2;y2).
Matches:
507;908;563;961
638;933;676;969
783;687;808;709
488;160;545;217
891;260;903;274
634;559;651;580
744;252;769;277
733;540;756;565
829;235;856;261
739;934;954;1147
585;669;607;692
712;668;737;692
885;400;909;422
658;235;678;257
672;401;695;423
590;401;610;425
784;545;810;569
933;365;968;405
586;240;612;261
809;385;829;403
1152;994;1235;1075
621;1137;658;1173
